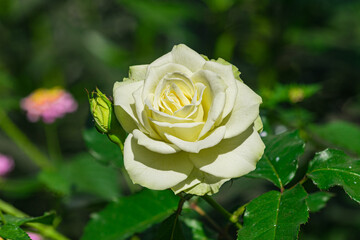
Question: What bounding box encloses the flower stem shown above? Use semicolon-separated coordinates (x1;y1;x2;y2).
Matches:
0;108;52;170
201;195;242;229
0;198;69;240
44;123;62;163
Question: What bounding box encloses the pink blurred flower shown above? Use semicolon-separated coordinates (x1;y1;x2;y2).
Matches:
0;154;14;176
21;87;78;123
27;232;43;240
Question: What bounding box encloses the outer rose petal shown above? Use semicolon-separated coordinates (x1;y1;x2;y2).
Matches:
202;61;238;120
124;134;194;190
191;70;227;139
223;80;262;139
171;168;229;196
190;127;265;179
128;64;148;81
133;129;180;154
113;81;144;133
171;44;206;72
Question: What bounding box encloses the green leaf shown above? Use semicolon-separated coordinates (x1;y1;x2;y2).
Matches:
154;213;185;240
306;192;333;212
81;190;179;240
3;212;55;226
310;120;360;156
307;148;360;203
0;224;31;240
237;185;309;240
83;127;123;167
39;153;120;200
247;131;305;189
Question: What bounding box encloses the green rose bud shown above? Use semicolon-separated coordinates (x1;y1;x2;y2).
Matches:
88;88;126;150
88;88;113;133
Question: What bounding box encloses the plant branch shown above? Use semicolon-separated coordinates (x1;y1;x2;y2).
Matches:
0;108;52;170
201;195;242;229
44;123;62;163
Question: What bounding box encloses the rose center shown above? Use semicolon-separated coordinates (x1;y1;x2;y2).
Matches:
159;83;192;115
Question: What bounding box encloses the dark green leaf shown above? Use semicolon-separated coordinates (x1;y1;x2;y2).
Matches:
237;185;309;240
83;127;123;167
307;149;360;203
39;153;120;200
0;224;31;240
3;212;55;226
154;213;185;240
81;190;179;240
247;131;305;189
306;192;333;212
310;120;360;156
182;218;214;240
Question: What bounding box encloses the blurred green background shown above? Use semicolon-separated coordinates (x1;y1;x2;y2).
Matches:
1;0;360;239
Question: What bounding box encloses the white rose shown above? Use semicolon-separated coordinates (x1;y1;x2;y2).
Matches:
113;44;265;196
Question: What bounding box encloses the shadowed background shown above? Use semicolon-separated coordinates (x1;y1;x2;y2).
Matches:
1;0;360;239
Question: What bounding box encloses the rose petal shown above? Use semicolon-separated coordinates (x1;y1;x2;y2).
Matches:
128;64;148;81
151;120;205;142
133;129;180;154
202;61;238;120
223;80;262;139
124;134;193;190
113;81;144;133
132;87;161;139
153;72;194;112
142;63;192;99
145;95;194;124
171;168;229;195
189;127;265;178
165;126;226;153
171;44;206;72
191;70;227;139
149;52;173;67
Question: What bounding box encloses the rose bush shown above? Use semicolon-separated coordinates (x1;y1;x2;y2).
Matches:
113;44;265;195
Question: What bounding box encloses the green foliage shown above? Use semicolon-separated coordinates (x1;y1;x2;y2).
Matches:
1;0;360;239
261;84;321;108
0;224;31;240
39;153;120;200
155;213;185;240
155;214;213;240
0;212;55;240
306;192;334;213
81;190;179;240
247;131;305;189
310;120;360;156
3;212;55;226
237;185;309;240
307;149;360;203
182;218;213;240
83;127;124;167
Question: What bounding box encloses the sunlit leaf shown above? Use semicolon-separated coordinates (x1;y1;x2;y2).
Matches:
247;131;305;189
237;185;309;240
3;212;55;226
0;224;31;240
81;190;179;240
307;149;360;203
